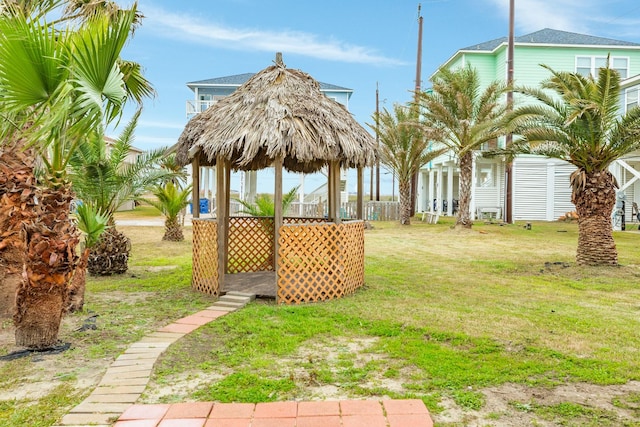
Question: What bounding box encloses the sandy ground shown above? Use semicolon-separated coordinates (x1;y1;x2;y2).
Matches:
2;322;640;426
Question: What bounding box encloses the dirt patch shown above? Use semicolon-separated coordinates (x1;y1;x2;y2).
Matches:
0;315;109;404
436;382;640;426
142;335;640;425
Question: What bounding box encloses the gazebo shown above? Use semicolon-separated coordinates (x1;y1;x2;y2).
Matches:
175;53;376;304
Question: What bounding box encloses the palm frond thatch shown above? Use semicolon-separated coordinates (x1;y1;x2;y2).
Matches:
175;56;376;173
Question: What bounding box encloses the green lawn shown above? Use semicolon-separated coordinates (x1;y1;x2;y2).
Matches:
2;216;640;426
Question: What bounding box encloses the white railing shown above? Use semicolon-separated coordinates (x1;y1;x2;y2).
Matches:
186;100;217;117
189;199;400;221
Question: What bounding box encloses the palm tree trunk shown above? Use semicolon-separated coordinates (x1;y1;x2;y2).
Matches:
0;138;39;320
88;225;131;275
14;186;80;349
163;216;184;241
572;170;618;266
456;151;473;229
67;247;89;313
398;179;412;225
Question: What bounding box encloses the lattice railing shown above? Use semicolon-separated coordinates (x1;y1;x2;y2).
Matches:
276;220;365;304
283;217;326;225
228;217;274;273
191;217;365;303
227;217;326;273
192;219;219;296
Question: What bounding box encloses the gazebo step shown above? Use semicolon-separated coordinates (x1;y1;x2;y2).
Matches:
220;295;253;305
214;300;247;308
225;291;256;301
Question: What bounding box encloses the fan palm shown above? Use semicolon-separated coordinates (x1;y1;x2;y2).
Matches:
417;66;509;229
370;103;446;225
506;64;640;265
142;182;192;241
0;3;153;348
0;137;38;320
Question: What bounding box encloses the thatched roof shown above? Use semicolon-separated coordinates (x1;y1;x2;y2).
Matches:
175;54;376;173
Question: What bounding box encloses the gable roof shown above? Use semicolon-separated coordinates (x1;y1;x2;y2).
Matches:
461;28;640;52
187;73;352;92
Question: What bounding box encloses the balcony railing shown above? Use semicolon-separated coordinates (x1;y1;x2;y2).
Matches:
186;99;217;117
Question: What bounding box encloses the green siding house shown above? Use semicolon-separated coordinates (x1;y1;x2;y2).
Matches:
418;28;640;222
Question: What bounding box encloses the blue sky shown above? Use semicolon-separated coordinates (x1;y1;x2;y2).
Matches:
116;0;640;195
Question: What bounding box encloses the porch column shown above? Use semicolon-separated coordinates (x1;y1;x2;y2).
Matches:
447;163;454;216
436;166;443;215
470;154;477;220
203;167;210;204
428;169;435;212
245;171;257;204
328;161;341;223
299;174;305;216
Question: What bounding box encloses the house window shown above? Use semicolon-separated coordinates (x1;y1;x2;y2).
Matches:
626;86;639;112
576;56;628;79
476;163;497;188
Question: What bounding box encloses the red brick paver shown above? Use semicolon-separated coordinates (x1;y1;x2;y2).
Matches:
297;400;340;416
114;400;433;427
164;402;213;419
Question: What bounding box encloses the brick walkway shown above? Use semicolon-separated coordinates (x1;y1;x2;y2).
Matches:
113;399;432;426
53;292;433;427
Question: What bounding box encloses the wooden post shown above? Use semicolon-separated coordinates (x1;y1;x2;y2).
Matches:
216;156;226;288
224;162;231;273
192;156;200;218
274;157;284;271
357;166;364;220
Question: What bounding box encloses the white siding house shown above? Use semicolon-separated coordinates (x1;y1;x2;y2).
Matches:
417;28;640;221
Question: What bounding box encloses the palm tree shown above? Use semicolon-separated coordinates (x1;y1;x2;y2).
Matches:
417;66;509;229
68;112;173;274
0;136;39;320
370;103;446;225
505;64;640;265
236;186;300;217
0;3;152;348
67;202;109;312
142;182;192;241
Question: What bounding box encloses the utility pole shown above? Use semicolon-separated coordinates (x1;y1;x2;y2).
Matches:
410;3;423;216
375;82;380;201
505;0;515;223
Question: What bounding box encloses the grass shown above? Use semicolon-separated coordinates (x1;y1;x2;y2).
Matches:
2;212;640;426
144;217;640;424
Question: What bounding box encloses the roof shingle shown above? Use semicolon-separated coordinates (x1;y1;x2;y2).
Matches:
461;28;640;52
188;73;352;91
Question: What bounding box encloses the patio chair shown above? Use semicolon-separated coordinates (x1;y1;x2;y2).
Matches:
633;202;640;223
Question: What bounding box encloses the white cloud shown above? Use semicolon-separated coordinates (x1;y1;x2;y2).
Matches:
140;4;405;66
484;0;640;39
